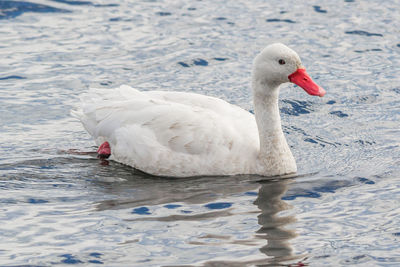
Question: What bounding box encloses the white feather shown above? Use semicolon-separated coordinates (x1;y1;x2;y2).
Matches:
74;85;259;177
73;43;324;177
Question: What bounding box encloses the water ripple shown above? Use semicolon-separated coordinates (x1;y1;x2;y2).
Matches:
1;0;400;265
0;1;70;19
266;18;296;23
345;30;383;37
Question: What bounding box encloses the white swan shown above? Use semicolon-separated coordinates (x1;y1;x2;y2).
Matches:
72;43;325;177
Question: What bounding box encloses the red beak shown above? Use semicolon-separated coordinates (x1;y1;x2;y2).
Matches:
288;68;326;97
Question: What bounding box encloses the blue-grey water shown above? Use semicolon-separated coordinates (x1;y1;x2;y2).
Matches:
1;0;400;266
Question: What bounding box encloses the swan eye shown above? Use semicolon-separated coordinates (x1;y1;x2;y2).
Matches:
278;59;286;65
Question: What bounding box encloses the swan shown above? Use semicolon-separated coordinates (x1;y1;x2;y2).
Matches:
72;43;325;177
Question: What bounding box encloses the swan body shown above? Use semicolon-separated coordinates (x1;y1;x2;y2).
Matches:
73;43;325;177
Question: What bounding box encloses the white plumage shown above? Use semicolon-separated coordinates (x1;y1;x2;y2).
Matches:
72;43;325;177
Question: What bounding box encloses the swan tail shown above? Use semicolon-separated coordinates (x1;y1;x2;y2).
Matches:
72;85;144;140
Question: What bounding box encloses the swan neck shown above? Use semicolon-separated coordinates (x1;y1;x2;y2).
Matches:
253;84;282;145
252;82;289;159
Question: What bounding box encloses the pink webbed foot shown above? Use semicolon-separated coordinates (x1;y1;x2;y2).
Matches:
97;141;111;159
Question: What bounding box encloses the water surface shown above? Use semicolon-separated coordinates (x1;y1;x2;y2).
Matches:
1;0;400;266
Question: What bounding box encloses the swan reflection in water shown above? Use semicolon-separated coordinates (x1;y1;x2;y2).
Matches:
254;179;301;266
93;166;305;266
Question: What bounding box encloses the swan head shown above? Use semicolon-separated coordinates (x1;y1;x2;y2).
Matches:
252;43;325;97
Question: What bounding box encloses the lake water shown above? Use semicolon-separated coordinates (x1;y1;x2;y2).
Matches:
1;0;400;266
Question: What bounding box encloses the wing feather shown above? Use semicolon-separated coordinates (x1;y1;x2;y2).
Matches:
73;85;259;175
